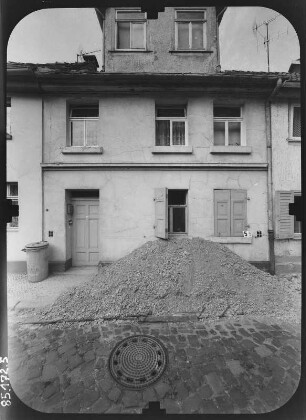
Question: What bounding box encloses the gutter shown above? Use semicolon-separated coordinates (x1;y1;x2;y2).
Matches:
265;77;283;274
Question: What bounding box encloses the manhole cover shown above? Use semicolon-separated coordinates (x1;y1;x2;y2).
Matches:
109;335;168;389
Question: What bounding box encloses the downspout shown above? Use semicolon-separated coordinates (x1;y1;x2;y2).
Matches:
95;9;106;72
265;77;283;274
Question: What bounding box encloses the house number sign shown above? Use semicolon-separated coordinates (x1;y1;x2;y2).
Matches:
0;357;11;407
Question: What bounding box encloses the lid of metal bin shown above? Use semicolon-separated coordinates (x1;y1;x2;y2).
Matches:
24;241;49;250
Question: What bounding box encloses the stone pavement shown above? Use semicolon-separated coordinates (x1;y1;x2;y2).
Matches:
8;318;300;414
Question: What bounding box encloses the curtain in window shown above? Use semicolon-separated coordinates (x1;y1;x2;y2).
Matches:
156;121;170;146
172;121;185;145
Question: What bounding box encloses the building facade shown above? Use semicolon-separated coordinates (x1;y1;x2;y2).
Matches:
6;7;301;274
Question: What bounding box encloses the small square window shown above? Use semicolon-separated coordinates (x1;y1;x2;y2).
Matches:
213;106;243;146
175;10;207;50
156;107;187;146
116;9;146;50
69;105;99;146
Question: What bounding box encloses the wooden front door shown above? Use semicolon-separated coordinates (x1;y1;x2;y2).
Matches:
72;199;99;266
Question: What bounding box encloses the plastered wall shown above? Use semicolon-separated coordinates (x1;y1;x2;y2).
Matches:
43;170;269;264
43;95;268;165
104;7;219;73
271;100;301;259
7;97;43;263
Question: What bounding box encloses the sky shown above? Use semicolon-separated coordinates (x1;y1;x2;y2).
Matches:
7;7;300;72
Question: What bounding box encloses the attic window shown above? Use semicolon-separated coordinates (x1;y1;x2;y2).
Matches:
69;105;99;146
175;10;207;50
116;10;147;50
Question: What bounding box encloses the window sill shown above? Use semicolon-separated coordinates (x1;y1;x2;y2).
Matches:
7;227;18;232
287;137;301;143
210;146;252;154
62;146;103;154
152;146;193;154
109;50;153;53
169;50;213;53
209;236;252;244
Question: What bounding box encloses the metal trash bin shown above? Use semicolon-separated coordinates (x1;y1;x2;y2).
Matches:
22;241;49;283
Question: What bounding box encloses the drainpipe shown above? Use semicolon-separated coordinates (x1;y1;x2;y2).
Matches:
265;77;283;274
95;8;106;72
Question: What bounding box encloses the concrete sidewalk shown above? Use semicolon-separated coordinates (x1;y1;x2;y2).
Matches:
7;267;98;311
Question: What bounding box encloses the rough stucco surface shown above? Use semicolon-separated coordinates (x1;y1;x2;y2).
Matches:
43;96;267;165
43;170;268;264
104;7;218;73
7;97;43;262
271;101;301;259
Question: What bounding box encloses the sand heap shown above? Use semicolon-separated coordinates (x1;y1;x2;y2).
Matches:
39;238;300;322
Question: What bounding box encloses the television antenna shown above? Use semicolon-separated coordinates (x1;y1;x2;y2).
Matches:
253;13;281;71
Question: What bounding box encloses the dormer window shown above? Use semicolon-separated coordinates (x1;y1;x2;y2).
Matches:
70;105;99;146
175;10;207;50
116;10;147;50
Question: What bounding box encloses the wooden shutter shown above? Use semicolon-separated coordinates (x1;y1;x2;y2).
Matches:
214;190;231;236
275;191;294;239
231;190;247;237
154;188;168;239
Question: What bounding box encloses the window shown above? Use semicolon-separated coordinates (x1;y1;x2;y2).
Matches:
175;10;207;50
116;10;146;50
214;106;243;146
7;183;18;228
70;105;99;146
6;97;12;140
275;191;301;238
154;188;188;239
290;104;301;140
156;107;187;146
214;190;247;237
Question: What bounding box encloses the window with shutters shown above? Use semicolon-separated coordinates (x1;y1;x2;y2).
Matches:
275;190;301;238
289;104;301;141
7;182;18;229
213;106;244;146
214;189;247;237
116;9;147;50
154;188;188;239
155;107;187;146
175;10;207;50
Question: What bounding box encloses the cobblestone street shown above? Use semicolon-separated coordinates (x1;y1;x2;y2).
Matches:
8;317;300;414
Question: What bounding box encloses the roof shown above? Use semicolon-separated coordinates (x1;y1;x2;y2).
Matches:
6;61;300;96
7;61;98;74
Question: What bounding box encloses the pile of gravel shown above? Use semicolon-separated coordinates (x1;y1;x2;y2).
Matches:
38;238;301;322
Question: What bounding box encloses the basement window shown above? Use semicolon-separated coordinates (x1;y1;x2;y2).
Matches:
70;105;99;146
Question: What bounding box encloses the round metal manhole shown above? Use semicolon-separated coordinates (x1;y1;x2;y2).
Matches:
108;335;168;389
